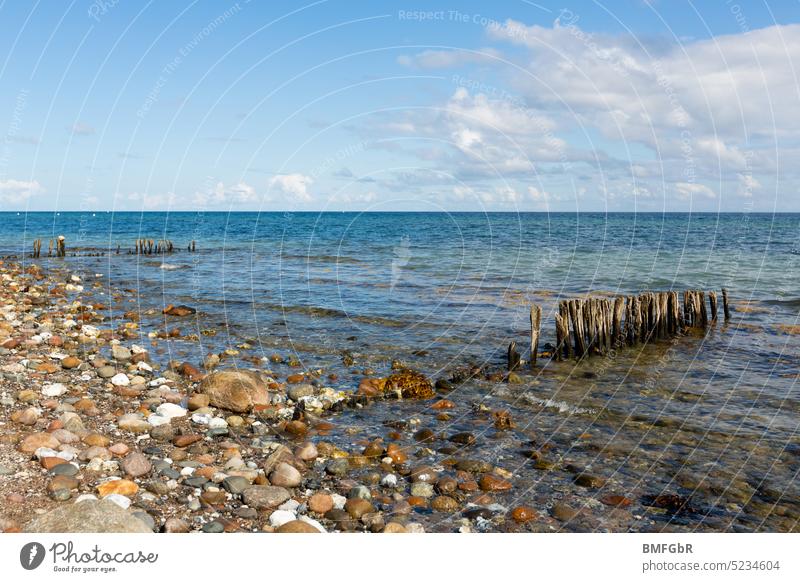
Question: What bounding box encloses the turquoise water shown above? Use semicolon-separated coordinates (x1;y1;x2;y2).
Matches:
2;211;799;531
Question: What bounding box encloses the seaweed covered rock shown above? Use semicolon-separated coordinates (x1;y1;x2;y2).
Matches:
384;371;434;399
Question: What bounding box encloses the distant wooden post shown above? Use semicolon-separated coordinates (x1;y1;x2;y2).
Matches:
529;304;542;368
722;288;731;321
56;235;66;258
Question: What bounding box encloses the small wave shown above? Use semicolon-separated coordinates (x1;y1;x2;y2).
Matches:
282;253;365;265
522;393;595;415
159;263;187;270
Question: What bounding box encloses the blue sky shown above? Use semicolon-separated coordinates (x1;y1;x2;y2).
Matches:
0;0;798;211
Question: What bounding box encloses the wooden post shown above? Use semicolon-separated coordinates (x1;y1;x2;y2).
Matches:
722;288;731;321
568;300;586;357
56;235;65;258
699;291;708;327
708;291;718;321
529;304;542;368
507;341;521;371
612;297;624;348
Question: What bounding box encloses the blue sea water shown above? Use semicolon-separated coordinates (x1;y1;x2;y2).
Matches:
1;211;798;531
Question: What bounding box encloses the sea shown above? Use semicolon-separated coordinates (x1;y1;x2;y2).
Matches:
1;211;798;531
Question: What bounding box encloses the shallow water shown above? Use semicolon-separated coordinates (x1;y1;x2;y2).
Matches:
2;211;798;531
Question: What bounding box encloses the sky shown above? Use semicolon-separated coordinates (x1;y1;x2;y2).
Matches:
0;0;798;212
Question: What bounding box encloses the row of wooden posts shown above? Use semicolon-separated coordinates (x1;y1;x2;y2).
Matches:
511;289;732;369
30;236;198;258
31;236;66;258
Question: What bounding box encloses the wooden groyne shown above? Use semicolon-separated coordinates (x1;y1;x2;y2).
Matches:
28;236;198;258
516;288;732;368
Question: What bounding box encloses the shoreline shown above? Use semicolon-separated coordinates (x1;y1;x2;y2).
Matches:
0;257;551;533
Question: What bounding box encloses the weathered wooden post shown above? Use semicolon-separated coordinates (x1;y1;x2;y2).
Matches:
722;288;731;321
529;304;542;368
708;291;718;322
56;235;66;258
507;341;521;371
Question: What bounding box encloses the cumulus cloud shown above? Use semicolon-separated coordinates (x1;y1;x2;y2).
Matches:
0;179;44;203
268;173;313;203
675;182;716;200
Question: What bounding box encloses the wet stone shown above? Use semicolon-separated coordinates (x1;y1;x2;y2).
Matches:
326;458;349;476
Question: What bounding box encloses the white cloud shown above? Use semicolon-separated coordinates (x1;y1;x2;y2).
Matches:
397;48;503;69
125;191;175;209
268;173;313;203
191;181;257;207
675;182;716;200
68;122;95;136
0;179;44;203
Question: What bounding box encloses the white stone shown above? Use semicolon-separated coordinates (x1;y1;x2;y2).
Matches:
42;383;67;397
331;493;346;510
111;373;130;386
75;494;98;504
208;417;228;430
180;467;195;477
147;414;170;427
34;448;74;462
381;474;398;488
155;403;186;419
104;494;131;509
81;325;99;338
268;509;296;528
278;499;300;512
191;414;211;425
136;361;153;373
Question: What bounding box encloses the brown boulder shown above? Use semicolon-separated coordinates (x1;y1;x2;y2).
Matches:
276;520;320;533
198;370;270;413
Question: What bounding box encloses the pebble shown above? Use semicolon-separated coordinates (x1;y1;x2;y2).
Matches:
269;462;302;488
42;383;67;397
97;479;139;497
308;493;334;514
222;476;251;495
111;373;130;386
431;495;459;512
18;432;60;454
410;482;434;498
276;520;320;533
511;506;537;523
551;503;579;521
269;509;296;528
295;442;318;461
479;474;512;492
326;458;349;476
574;473;605;488
121;452;152;478
242;485;290;509
163;518;190;533
156;402;186;419
117;413;151;433
202;521;225;533
61;356;81;369
50;463;79;476
97;365;116;379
